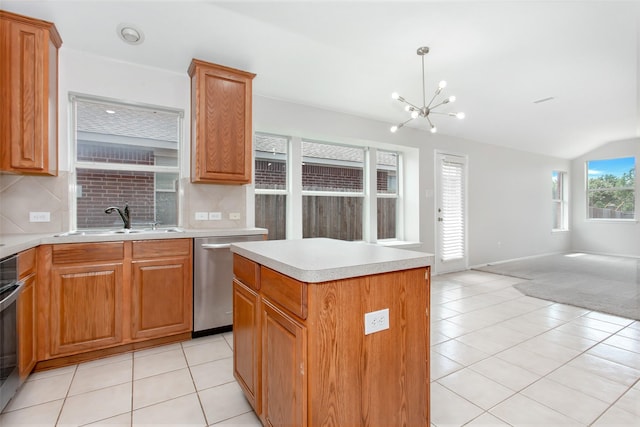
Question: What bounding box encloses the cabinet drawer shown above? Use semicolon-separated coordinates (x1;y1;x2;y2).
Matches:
53;242;124;264
19;248;37;278
233;254;260;290
261;267;307;320
132;239;191;259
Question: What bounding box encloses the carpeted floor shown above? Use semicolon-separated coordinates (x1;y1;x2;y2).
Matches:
474;252;640;321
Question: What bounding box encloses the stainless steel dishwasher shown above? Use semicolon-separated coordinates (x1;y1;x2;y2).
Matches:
193;234;264;336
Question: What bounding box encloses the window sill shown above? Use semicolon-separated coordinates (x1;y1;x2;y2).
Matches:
375;239;422;250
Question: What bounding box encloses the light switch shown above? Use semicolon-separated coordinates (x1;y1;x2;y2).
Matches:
29;212;50;222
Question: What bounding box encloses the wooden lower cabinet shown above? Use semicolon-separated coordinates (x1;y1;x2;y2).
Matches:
233;279;261;412
233;254;430;427
261;300;307;427
131;239;192;340
49;262;123;356
37;239;192;364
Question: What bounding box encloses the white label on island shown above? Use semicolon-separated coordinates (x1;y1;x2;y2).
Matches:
364;308;390;335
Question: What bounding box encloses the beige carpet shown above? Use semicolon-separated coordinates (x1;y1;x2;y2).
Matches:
474;252;640;321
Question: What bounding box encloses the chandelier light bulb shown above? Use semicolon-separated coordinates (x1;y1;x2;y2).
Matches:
390;125;398;133
438;80;447;89
456;112;466;119
391;92;400;100
430;126;437;133
448;96;456;103
405;105;412;112
411;110;419;119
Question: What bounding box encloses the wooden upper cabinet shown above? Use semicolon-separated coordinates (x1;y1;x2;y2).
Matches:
188;59;255;184
0;10;62;175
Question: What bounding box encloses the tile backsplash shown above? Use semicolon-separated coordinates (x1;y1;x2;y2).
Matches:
0;173;249;234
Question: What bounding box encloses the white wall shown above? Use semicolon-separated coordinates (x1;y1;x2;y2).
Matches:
571;138;640;257
253;96;572;269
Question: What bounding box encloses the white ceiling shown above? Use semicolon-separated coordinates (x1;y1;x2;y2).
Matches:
4;0;640;159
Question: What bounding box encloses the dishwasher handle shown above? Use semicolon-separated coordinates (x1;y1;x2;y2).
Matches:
201;243;232;250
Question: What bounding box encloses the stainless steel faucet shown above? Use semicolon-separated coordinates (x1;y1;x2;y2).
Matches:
105;203;131;229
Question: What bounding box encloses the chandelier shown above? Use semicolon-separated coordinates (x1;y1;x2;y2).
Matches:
390;46;465;133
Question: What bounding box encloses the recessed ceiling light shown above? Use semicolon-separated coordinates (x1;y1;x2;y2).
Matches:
117;23;144;45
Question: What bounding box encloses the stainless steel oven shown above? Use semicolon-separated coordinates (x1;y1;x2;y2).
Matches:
0;254;24;412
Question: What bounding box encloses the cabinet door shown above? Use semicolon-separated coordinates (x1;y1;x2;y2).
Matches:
49;263;123;356
18;273;37;379
261;300;307;427
0;12;59;175
189;59;255;184
131;256;192;340
233;279;261;413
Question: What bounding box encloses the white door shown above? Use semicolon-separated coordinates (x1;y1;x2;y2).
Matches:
435;152;468;273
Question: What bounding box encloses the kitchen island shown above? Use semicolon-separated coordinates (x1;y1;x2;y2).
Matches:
230;238;433;427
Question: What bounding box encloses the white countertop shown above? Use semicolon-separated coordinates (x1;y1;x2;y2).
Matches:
231;238;433;283
0;228;267;259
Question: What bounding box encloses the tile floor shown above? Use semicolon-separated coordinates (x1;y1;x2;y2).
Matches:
1;270;639;426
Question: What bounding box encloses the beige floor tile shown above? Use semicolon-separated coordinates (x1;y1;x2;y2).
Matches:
432;319;474;338
536;328;598;352
585;311;635;327
535;303;589;321
432;339;490;366
26;365;76;382
469;356;541;391
77;352;132;370
133;348;187;380
57;382;131;427
430;331;450;345
190;357;235;391
4;372;73;412
592;405;639;426
588;343;640;370
69;359;132;396
615;387;640;416
498;315;557;337
464;412;511;426
516;336;582;364
430;382;483;426
568;353;640;387
0;399;63;426
198;382;253;425
181;334;224;349
84;412;132;426
495;345;564;376
132;392;206;427
489;393;581;425
619;325;640;340
521;377;610;424
604;334;640;353
183;339;233;367
133;343;182;359
222;332;234;350
437;368;514;410
546;364;629;404
555;322;614;341
133;368;196;410
430;351;464;380
211;410;261;426
571;316;626;334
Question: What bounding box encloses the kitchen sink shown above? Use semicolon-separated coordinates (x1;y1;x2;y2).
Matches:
54;227;184;237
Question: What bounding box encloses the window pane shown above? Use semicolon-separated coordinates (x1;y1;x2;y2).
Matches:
377;198;396;239
255;194;287;240
587;157;635;219
76;169;178;228
303;196;363;240
302;141;364;192
77;100;179;166
377;151;398;195
255;133;288;190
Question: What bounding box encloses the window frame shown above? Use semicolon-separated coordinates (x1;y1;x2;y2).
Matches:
69;93;183;230
254;131;405;243
585;156;636;222
552;170;568;232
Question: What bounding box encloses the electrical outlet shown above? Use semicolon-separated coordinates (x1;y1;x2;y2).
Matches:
29;212;51;222
209;212;222;220
364;308;389;335
195;212;208;220
229;212;241;220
